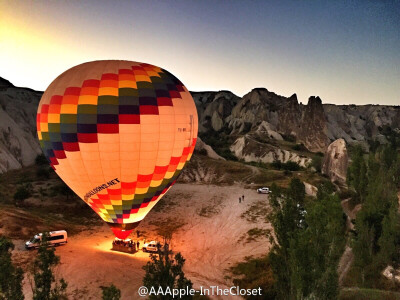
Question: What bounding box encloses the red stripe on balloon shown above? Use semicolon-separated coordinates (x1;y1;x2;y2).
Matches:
54;150;66;159
101;73;118;81
63;142;80;151
64;87;81;96
82;79;100;88
97;124;119;133
119;114;140;124
78;133;98;143
50;95;63;105
139;105;159;115
157;97;173;106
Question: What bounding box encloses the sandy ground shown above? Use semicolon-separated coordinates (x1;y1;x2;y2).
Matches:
12;183;270;300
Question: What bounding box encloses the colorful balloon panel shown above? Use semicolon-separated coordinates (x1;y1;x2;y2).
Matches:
37;61;198;233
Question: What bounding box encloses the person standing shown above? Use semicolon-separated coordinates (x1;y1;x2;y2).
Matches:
239;197;241;203
242;194;245;201
137;240;140;250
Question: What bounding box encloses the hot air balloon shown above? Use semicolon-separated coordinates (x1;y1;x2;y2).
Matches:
36;60;198;239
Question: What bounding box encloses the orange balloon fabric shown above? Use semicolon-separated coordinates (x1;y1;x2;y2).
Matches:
37;61;198;236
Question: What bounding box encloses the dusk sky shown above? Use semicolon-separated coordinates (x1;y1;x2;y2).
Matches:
1;0;399;105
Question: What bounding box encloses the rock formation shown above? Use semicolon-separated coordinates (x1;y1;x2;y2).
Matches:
0;74;399;173
322;138;349;183
230;135;311;167
0;77;42;172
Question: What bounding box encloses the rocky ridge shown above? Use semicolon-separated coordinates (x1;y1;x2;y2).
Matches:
1;76;399;173
196;88;400;153
0;78;42;172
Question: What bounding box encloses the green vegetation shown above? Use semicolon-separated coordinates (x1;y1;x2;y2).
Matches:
152;194;177;213
269;178;346;299
35;154;48;166
339;288;400;300
229;255;276;299
36;167;50;179
271;160;302;171
231;178;346;299
197;195;223;218
347;145;368;203
197;205;220;218
0;164;100;232
13;185;32;204
149;217;186;244
198;130;237;161
31;233;68;300
245;228;270;243
0;237;24;300
143;245;193;300
311;154;323;173
101;284;121;300
348;144;400;288
291;143;307;152
281;134;296;143
240;201;268;223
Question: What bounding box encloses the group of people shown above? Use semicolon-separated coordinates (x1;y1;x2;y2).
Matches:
239;194;245;203
112;239;140;251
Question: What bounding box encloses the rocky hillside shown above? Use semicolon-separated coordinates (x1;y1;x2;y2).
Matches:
194;88;400;153
0;77;42;173
1;76;399;173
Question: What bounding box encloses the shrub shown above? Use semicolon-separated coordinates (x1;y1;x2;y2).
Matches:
35;154;48;166
282;134;296;143
36;167;50;179
283;161;301;171
271;160;301;171
291;144;306;151
311;155;322;172
13;186;31;202
196;148;208;156
101;284;121;300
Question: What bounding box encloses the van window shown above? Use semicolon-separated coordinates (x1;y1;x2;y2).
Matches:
49;235;64;241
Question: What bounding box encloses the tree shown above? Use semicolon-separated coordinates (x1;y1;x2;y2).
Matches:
142;244;192;300
36;167;50;179
347;145;368;203
268;179;306;299
0;237;24;300
35;154;48;166
230;255;276;300
268;178;345;299
311;155;322;173
297;191;345;299
13;185;31;205
31;233;68;300
352;145;400;287
101;284;121;300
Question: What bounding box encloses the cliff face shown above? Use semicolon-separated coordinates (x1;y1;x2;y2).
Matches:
0;75;399;173
192;91;240;132
197;88;400;152
0;78;42;172
322;139;349;184
211;89;329;152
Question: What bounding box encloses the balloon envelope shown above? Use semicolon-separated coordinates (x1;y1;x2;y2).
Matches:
37;60;198;238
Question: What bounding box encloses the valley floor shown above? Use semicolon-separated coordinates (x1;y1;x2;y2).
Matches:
12;183;271;300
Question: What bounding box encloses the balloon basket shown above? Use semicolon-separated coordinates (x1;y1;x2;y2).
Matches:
111;238;138;254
